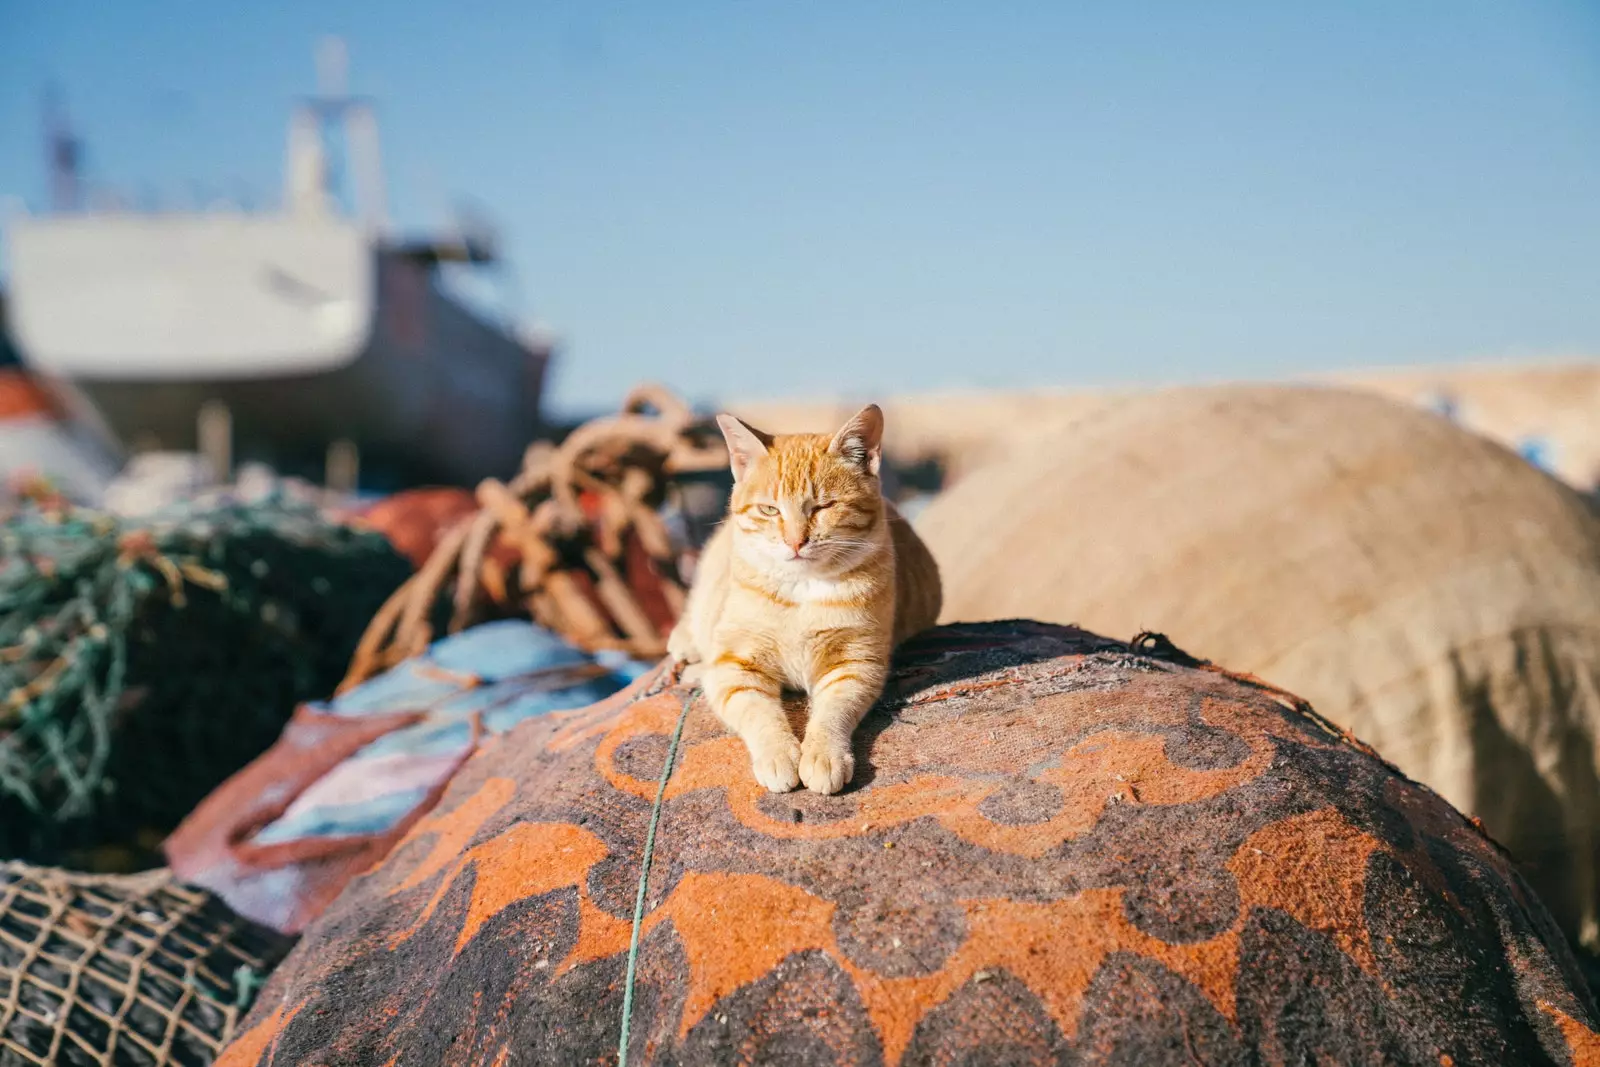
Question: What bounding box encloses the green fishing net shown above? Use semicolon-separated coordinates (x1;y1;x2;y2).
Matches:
0;500;412;869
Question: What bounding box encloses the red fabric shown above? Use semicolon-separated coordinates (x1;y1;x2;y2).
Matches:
351;487;480;569
0;371;57;420
624;528;675;637
577;488;674;640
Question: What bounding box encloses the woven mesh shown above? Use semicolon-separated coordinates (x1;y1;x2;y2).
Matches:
0;862;293;1067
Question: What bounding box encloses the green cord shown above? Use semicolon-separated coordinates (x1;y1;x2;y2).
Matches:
617;685;697;1067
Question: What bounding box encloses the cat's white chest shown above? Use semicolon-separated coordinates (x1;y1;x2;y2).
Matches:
785;575;849;603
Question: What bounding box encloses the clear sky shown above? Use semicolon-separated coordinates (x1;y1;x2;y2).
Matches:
3;2;1598;414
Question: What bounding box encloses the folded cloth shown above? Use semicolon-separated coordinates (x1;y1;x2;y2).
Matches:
164;620;651;933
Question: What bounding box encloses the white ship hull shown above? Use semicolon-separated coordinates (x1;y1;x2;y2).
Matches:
6;214;550;487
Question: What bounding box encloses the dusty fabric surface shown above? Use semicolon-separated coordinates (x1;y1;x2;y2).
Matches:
218;621;1598;1066
919;384;1600;955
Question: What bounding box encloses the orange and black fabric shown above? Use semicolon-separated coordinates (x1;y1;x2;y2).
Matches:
218;622;1600;1066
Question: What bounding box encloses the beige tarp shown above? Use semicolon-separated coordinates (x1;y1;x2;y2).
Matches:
918;384;1600;952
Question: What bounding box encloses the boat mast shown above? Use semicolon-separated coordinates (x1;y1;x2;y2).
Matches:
283;37;389;235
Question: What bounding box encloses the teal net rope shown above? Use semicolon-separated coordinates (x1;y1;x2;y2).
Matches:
617;684;696;1067
0;498;411;867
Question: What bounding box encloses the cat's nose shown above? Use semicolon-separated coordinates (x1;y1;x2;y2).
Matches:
786;535;808;556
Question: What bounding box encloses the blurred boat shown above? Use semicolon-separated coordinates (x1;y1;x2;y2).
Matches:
0;289;120;504
3;41;550;491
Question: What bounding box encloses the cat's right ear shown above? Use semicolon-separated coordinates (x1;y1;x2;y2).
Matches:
716;414;772;482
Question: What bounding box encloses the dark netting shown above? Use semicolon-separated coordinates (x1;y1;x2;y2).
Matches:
0;862;294;1066
0;499;412;868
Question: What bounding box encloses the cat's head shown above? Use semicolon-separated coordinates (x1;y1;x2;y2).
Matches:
716;405;886;575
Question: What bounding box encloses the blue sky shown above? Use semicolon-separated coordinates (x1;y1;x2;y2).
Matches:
3;2;1599;413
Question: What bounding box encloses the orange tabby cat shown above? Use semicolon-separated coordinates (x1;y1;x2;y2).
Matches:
668;404;941;794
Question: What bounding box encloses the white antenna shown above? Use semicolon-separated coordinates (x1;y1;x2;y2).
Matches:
282;37;388;233
284;55;328;217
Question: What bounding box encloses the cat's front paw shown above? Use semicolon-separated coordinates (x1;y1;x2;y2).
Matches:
666;622;702;665
799;738;855;795
748;735;802;792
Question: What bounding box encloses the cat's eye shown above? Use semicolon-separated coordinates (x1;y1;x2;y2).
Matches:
812;501;834;512
756;504;780;517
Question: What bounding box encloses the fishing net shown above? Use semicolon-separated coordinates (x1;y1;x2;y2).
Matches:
0;499;413;869
341;384;728;688
0;861;294;1067
219;623;1600;1065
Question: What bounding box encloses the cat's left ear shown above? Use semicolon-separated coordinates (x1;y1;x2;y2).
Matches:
830;404;884;476
716;414;773;482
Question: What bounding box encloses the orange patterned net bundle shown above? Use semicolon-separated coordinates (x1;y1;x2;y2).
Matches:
220;622;1600;1066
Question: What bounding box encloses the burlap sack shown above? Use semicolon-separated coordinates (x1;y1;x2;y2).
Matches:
218;623;1596;1066
917;384;1600;954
